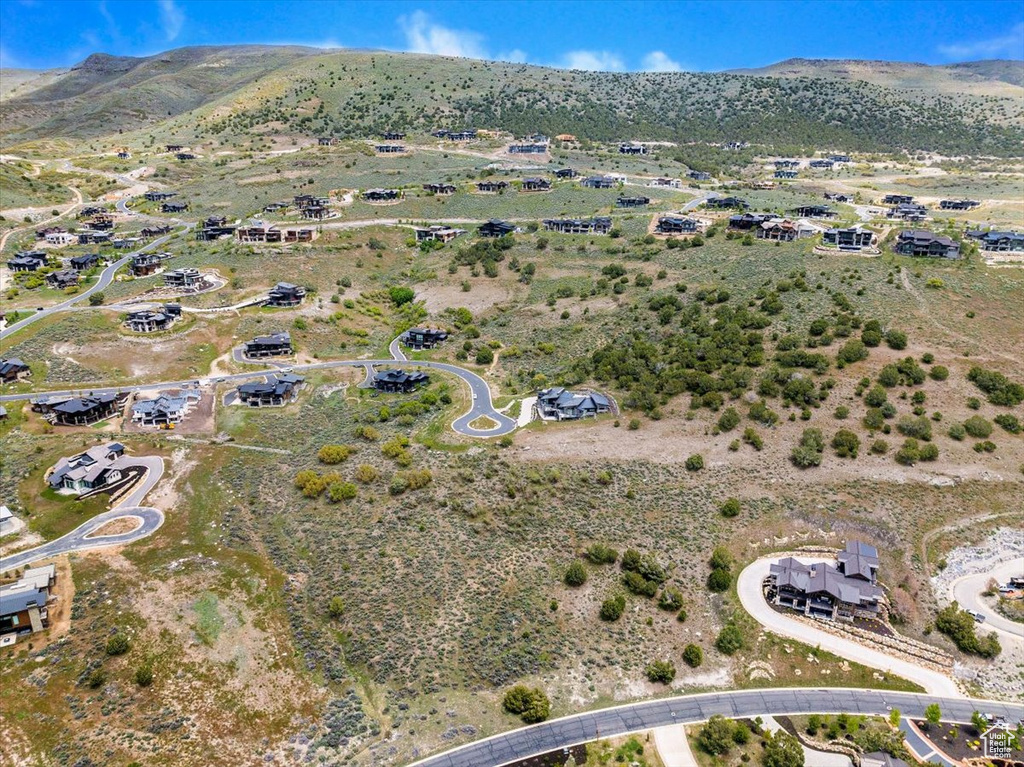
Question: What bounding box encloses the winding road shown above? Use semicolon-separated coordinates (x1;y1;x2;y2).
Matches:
0;455;165;573
0;224;191;341
949;557;1024;646
406;689;1020;767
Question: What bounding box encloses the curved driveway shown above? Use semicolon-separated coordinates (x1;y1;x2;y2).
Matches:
0;225;190;341
949;557;1024;646
737;556;961;697
0;455;165;573
407;689;1019;767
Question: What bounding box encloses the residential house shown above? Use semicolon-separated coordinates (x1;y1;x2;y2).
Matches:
47;442;127;493
829;154;851;163
655;216;700;234
966;229;1024;252
413;225;465;243
117;151;131;159
243;332;293;358
555;168;578;179
478;219;516;238
196;216;236;241
144;191;176;202
266;282;306;307
824;192;853;203
294;195;330;209
165;144;184;152
45;231;76;246
402;327;449;349
581;175;615;189
77;231;112;245
78;206;105;218
790;204;836;218
687;171;711;181
112;237;142;250
126;304;181;333
362;189;402;202
237;374;305;407
536;387;611;420
728;212;774;230
236;225;283;243
768;554;884;621
616;195;650;207
130;252;162;276
375;144;405;153
894;230;960;259
162;201;189;213
88;215;114;231
446;130;477;141
476;180;509;192
882;194;914;205
823;226;875;250
508;144;547;154
619;143;647;155
140;224;172;238
263;201;289;213
542;217;613;234
300;205;331;220
317;137;338;146
774;170;798;179
774;160;799;169
175;152;195;161
0;358;31;383
381;131;405;140
526;133;549;143
163;268;202;290
7;251;48;271
837;540;880;583
284;228;317;243
809;159;835;169
651;177;683;188
43;393;122;426
36;225;68;239
373;369;430;393
131;388;201;426
423;183;456;195
939;199;980;210
757;218;813;241
706;196;749;210
520;177;551;191
1;564;57;637
46;269;79;289
887;203;928;221
723;141;748;150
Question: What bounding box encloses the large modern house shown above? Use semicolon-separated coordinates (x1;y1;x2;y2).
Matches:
373;369;430;393
894;230;960;259
1;564;57;638
402;327;448;349
939;199;979;210
413;225;465;243
163;267;202;290
966;229;1024;252
655;216;701;235
887;203;928;221
45;269;80;290
536;388;611;420
7;251;48;272
131;388;201;426
243;332;293;358
542;217;612;234
768;540;885;622
616;195;650;208
0;358;31;383
729;212;775;230
706;196;749;210
266;282;306;307
478;219;516;238
756;218;815;242
126;304;181;333
47;442;129;494
35;393;123;426
236;374;305;407
581;175;615;189
130;252;163;276
823;226;875;251
476;180;509;193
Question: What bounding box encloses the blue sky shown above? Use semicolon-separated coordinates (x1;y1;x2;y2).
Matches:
1;0;1023;71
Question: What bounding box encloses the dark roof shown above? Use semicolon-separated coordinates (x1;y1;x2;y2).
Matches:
0;587;49;616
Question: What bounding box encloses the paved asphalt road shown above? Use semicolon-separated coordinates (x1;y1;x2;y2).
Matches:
2;335;515;437
0;225;189;341
406;689;1023;767
738;557;961;697
0;455;165;573
950;557;1024;645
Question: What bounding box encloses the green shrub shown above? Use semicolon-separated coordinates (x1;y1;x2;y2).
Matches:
791;428;825;468
658;588;684;611
599;594;626;621
328;596;345;619
963;415;993;439
645;659;676;684
947;423;966;441
832;429;860;458
564;560;587;587
585;543;619;565
994;414;1022;434
502;685;551;723
317;444;352;464
870;439;889;455
682;644;704;668
685;453;705;471
707;568;731;592
698;715;736;755
719;497;741;517
105;633;130;656
134;664;154;687
885;329;908;350
717;407;741;432
967;366;1024;406
935;602;1001;658
715;624;744;655
326;481;357;502
895;439;920;466
929;365;949;381
897;416;932;441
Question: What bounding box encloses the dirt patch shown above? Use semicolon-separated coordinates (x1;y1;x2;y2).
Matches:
121;388;216;435
418;280;517;314
86;516;142;537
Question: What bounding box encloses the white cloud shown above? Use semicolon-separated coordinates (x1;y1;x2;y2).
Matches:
938;22;1024;59
556;50;625;71
399;10;487;59
158;0;185;41
497;48;529;64
641;50;682;72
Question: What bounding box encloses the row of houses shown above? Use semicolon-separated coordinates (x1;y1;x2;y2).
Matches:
235;225;318;243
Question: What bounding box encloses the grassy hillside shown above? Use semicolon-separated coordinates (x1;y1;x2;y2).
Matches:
3;48;1024;157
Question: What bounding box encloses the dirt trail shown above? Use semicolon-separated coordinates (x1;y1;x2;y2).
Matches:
0;185;82;253
899;269;1021;365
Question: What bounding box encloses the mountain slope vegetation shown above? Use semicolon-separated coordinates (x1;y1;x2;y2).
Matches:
2;48;1023;156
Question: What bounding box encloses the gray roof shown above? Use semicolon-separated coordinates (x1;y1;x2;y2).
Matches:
0;587;48;616
771;557;883;606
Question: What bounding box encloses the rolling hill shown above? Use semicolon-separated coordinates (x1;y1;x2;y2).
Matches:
2;47;1023;156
